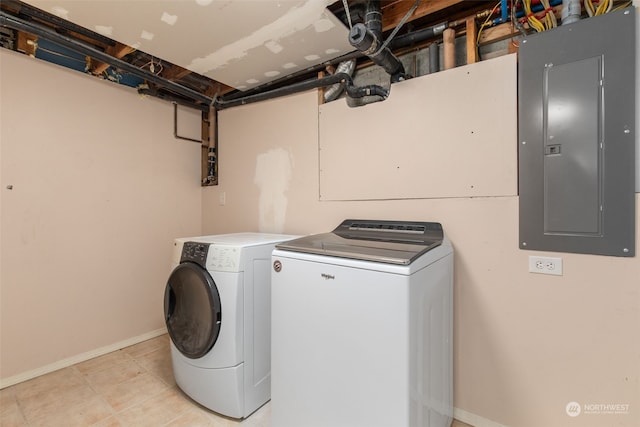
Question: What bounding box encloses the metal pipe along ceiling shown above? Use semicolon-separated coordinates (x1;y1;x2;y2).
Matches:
2;6;452;110
0;11;214;106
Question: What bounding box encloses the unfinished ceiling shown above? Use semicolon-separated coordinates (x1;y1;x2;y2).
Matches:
0;0;503;110
22;0;353;91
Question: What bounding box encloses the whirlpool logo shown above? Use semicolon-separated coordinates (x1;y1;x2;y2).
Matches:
273;260;282;273
321;273;335;280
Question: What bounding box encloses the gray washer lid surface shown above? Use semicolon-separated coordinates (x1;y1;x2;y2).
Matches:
275;219;444;265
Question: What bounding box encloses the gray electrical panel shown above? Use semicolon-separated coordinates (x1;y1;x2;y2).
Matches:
519;8;636;257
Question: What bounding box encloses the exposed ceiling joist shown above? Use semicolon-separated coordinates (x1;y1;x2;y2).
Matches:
1;0;510;109
381;0;465;30
92;42;135;75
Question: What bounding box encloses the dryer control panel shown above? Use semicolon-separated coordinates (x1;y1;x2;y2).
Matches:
180;241;242;272
206;246;242;272
180;242;209;268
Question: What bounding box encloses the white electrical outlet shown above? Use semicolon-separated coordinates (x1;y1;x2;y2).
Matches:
528;256;563;276
219;192;226;206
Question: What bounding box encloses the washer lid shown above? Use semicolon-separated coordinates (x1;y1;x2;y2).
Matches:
275;219;444;265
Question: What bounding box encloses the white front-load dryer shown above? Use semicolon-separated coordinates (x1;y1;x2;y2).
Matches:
164;232;296;419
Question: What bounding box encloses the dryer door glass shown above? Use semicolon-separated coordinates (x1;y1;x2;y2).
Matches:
164;262;222;359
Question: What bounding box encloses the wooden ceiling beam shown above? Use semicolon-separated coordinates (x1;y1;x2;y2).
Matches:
161;66;234;96
16;31;37;56
91;42;135;75
162;66;194;81
205;82;235;98
381;0;466;31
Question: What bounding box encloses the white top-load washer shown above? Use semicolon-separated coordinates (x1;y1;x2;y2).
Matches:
164;232;296;419
271;220;454;427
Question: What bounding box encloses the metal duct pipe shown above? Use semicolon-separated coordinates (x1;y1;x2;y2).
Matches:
389;22;448;49
137;87;208;112
225;19;451;102
346;92;386;108
323;59;357;102
348;0;407;83
173;103;202;142
0;11;213;106
428;43;440;73
214;72;388;110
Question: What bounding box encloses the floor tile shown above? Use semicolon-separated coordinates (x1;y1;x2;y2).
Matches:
164;408;233;427
13;367;85;401
99;371;169;412
0;333;476;427
0;399;28;427
76;350;135;375
90;416;124;427
84;358;145;394
27;395;113;427
241;402;271;426
0;385;17;407
17;381;98;423
122;335;169;358
114;386;192;427
133;347;175;386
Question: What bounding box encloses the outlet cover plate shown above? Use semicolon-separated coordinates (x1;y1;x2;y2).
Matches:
528;256;563;276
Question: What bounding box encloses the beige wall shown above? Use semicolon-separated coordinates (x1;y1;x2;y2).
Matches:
0;50;202;384
203;58;639;426
0;27;638;427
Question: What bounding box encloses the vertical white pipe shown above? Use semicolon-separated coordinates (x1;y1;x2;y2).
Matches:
561;0;582;24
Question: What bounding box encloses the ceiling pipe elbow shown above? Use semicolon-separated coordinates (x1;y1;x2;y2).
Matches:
348;0;408;84
349;23;407;83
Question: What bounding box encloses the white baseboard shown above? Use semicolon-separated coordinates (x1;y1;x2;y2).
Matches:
0;327;167;389
454;407;509;427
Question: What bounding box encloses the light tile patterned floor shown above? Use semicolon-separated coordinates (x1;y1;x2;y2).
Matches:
0;334;473;427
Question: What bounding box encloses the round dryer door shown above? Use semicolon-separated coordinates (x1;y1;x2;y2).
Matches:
164;262;222;359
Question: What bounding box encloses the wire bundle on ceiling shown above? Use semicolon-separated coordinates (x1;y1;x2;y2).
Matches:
584;0;613;16
478;0;628;42
477;1;502;49
522;0;557;32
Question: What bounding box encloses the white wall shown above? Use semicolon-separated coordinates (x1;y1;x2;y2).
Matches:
202;57;639;427
0;50;202;385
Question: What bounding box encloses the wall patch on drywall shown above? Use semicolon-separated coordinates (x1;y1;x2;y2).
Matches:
94;25;113;36
265;40;284;54
254;148;293;233
50;6;70;19
160;12;178;26
313;18;334;33
140;30;154;41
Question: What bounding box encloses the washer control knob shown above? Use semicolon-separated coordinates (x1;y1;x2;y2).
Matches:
273;260;282;273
